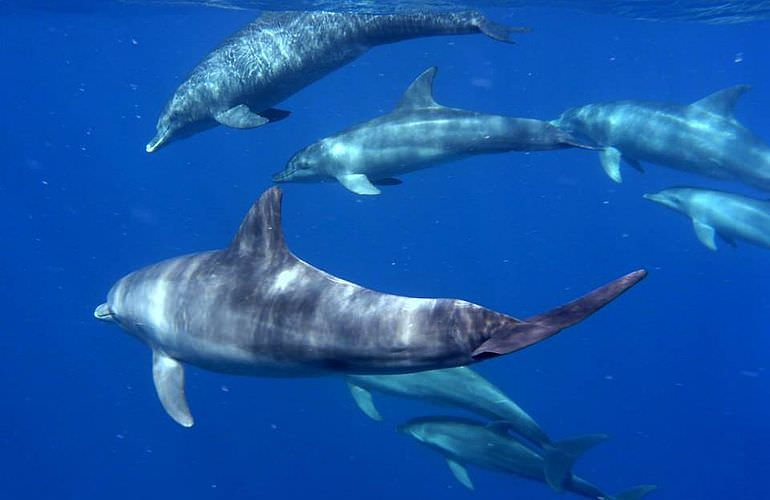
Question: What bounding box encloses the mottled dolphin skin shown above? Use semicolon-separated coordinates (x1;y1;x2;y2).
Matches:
400;417;657;499
94;187;645;427
272;67;588;195
146;11;528;152
553;85;770;190
644;187;770;251
346;366;600;489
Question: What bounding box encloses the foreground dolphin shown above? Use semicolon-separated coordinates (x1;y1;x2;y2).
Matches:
146;11;527;152
346;367;599;488
272;67;587;195
400;417;656;499
94;187;645;427
644;187;770;251
553;85;770;190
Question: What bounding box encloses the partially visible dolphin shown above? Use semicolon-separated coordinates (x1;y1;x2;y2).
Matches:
552;85;770;190
643;187;770;251
400;417;657;499
346;366;601;489
94;186;646;427
272;67;589;195
146;11;528;152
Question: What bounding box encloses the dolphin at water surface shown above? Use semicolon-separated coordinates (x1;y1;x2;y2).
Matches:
400;417;657;499
272;67;588;195
146;11;528;152
553;85;770;190
94;187;645;427
644;187;770;251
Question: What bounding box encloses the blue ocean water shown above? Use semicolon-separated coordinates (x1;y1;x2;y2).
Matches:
1;3;769;499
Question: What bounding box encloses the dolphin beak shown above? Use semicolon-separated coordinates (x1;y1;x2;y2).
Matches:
146;129;170;153
642;193;662;203
94;303;114;322
272;170;289;182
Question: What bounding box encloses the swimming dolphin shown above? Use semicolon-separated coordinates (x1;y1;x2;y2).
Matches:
94;187;645;427
272;67;588;195
400;417;657;499
146;11;528;152
346;366;601;489
643;187;770;251
552;85;770;190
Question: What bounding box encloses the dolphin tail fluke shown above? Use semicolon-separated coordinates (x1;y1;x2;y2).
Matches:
474;16;531;43
471;269;647;360
608;485;658;500
542;434;610;492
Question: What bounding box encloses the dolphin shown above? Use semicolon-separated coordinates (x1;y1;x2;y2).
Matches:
346;366;602;489
146;11;528;152
272;67;588;195
94;187;645;427
643;187;770;251
400;417;657;499
552;85;770;190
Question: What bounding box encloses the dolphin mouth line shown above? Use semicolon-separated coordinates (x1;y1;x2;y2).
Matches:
272;170;292;182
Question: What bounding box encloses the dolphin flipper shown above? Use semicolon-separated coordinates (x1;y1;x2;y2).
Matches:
215;104;271;128
337;174;381;195
607;485;658;500
542;434;609;492
446;458;474;490
692;219;717;250
347;380;383;421
599;147;623;183
471;270;646;360
152;351;194;427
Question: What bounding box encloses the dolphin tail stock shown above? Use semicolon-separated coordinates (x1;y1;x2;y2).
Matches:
604;485;658;500
542;434;610;492
471;269;647;360
471;13;531;43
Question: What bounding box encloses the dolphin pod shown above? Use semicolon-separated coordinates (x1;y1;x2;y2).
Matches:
272;67;589;194
95;186;645;428
400;417;657;499
146;10;528;152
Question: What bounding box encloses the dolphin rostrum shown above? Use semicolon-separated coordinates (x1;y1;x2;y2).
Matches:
146;11;528;152
272;67;588;195
400;417;657;499
94;187;646;427
346;366;603;489
553;85;770;190
644;187;770;251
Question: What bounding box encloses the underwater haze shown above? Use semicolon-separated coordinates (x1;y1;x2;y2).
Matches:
1;2;769;500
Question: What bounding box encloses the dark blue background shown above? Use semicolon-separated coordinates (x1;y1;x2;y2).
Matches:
1;4;768;499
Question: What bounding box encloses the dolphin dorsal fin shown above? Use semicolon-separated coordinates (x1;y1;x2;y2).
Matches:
228;186;288;257
395;67;441;111
691;84;751;119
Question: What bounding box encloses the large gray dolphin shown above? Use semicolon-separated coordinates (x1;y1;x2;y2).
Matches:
346;367;602;490
272;67;587;195
94;187;645;427
146;11;528;152
644;187;770;251
552;85;770;190
400;417;656;499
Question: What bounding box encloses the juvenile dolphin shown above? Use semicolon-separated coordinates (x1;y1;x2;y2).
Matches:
643;187;770;251
146;11;528;152
400;417;656;499
346;366;599;489
272;67;587;195
94;187;645;427
553;85;770;190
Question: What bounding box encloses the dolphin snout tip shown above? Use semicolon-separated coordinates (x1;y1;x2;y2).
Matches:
94;303;113;321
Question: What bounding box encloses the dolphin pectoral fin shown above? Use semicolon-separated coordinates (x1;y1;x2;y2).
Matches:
608;485;658;500
152;351;194;427
692;219;717;250
599;147;623;183
337;174;381;195
542;434;609;492
215;104;270;129
471;269;647;360
446;458;474;490
346;380;382;421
